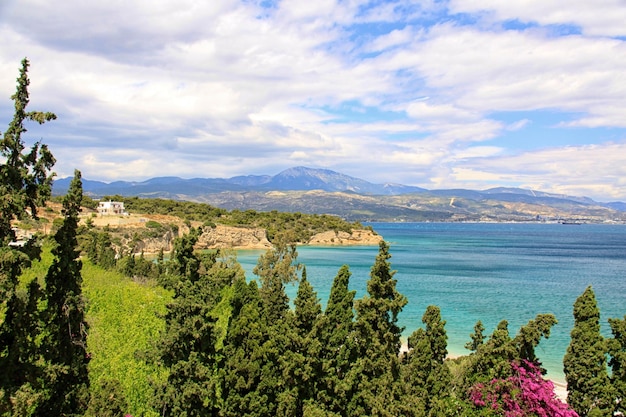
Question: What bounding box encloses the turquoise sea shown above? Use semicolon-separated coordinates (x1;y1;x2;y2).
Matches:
237;222;626;383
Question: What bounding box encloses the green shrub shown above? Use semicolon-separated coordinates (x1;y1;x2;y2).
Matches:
145;220;162;229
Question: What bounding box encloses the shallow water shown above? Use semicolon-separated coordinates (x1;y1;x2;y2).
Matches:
237;222;626;383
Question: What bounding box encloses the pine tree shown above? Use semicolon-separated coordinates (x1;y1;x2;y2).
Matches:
39;170;90;415
564;286;612;416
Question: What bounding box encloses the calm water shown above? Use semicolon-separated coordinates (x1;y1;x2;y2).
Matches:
237;222;626;383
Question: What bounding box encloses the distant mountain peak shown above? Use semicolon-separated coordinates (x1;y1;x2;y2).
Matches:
51;166;624;216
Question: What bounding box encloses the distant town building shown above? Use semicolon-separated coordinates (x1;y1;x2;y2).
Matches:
97;201;126;216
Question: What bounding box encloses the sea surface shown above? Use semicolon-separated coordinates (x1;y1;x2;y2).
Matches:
237;222;626;383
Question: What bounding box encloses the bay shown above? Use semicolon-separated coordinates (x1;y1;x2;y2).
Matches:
237;222;626;383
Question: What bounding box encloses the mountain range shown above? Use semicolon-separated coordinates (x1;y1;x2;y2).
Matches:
53;166;626;222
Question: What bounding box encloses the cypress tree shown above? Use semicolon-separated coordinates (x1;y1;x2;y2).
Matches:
0;57;56;248
564;286;612;416
403;305;450;416
355;241;407;356
465;321;485;352
153;236;232;416
222;239;300;417
512;313;557;367
346;241;408;416
464;320;516;387
291;267;324;414
608;315;626;416
221;278;271;417
254;240;299;322
0;58;56;413
294;266;321;336
322;265;355;349
316;265;356;414
39;170;90;415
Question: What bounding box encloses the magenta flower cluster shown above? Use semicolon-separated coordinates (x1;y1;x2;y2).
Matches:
469;361;578;417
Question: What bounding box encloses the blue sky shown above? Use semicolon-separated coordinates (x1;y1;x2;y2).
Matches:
1;0;625;201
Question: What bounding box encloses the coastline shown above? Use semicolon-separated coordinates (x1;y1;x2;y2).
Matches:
400;343;568;402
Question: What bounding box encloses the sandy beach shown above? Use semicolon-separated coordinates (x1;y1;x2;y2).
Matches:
400;343;569;402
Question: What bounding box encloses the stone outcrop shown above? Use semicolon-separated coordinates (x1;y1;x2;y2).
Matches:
131;231;176;254
307;229;382;246
196;225;272;249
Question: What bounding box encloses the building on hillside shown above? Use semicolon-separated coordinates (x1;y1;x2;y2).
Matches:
97;201;126;216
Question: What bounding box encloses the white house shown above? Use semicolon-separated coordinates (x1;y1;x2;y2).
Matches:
97;201;126;216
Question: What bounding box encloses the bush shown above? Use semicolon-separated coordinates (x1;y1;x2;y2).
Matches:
468;361;578;417
145;220;162;229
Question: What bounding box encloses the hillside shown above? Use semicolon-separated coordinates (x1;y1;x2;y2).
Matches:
21;198;381;256
53;167;626;223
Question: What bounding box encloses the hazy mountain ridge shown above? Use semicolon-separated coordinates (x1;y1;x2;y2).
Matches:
53;167;626;222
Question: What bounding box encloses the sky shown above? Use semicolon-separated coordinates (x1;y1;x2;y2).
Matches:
1;0;626;201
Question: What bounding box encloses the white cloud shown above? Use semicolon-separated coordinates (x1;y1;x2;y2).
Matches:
448;0;626;37
404;24;626;128
449;142;626;200
1;0;626;200
365;27;417;53
406;101;478;121
506;119;530;131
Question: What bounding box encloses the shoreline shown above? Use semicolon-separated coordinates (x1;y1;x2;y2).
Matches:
400;343;568;402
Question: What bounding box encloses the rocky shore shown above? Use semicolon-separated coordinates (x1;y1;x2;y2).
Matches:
83;211;381;253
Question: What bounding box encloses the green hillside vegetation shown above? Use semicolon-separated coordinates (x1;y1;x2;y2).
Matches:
19;248;170;417
99;195;366;243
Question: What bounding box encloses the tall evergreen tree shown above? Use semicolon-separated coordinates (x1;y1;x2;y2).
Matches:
294;266;321;336
316;265;356;415
221;278;273;417
346;241;408;416
464;320;516;388
254;239;299;322
0;58;56;414
0;58;56;248
564;286;612;416
460;314;560;408
170;227;202;282
322;265;356;349
465;320;485;352
403;305;450;416
608;315;626;416
222;239;300;417
355;241;407;356
153;239;237;416
291;267;324;414
512;313;557;367
38;170;89;415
